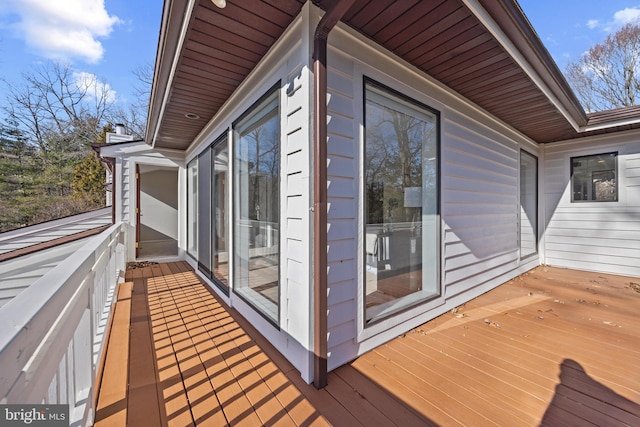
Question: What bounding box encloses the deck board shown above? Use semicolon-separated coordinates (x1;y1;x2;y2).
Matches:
127;277;163;427
95;282;132;426
95;263;640;426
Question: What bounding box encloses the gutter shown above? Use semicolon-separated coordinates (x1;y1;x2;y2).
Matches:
580;117;640;133
467;0;588;132
312;0;355;390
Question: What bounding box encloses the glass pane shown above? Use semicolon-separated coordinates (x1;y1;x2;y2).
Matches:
198;148;212;277
520;151;537;257
234;91;280;324
187;160;198;257
364;82;439;322
212;140;229;288
571;153;617;202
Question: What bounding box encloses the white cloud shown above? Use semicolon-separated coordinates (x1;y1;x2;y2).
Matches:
3;0;120;63
588;6;640;32
73;71;117;103
611;7;640;26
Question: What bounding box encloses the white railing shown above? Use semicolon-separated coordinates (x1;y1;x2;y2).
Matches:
0;222;126;427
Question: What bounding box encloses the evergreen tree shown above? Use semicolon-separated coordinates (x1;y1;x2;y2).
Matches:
0;121;40;230
72;153;106;207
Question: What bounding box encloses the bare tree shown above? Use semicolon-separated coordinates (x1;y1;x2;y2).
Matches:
0;60;152;228
566;22;640;112
132;62;154;102
111;62;154;138
3;62;115;154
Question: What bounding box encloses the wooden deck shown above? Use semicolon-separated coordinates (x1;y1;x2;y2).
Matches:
95;262;640;426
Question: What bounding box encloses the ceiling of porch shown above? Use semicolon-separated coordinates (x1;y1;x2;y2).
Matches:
147;0;640;151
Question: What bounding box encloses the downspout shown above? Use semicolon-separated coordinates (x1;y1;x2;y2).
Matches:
312;0;355;389
109;158;116;225
91;144;116;225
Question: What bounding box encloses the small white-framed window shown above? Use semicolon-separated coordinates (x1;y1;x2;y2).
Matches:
571;152;617;202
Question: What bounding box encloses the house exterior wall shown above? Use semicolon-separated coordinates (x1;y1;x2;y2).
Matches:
182;3;316;382
541;130;640;277
109;4;640;385
165;2;640;381
181;4;549;378
100;142;184;262
324;22;541;369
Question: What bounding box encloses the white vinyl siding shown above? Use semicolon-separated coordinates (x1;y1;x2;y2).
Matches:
543;135;640;277
441;112;519;295
121;159;131;224
325;55;359;368
323;23;539;370
284;60;312;342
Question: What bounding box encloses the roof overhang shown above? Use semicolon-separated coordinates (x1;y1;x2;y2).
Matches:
146;0;640;150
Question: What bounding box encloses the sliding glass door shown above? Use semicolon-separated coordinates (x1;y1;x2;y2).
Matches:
197;148;212;277
212;137;229;290
233;88;280;324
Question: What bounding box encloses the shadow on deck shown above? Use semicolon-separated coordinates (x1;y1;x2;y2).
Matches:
95;262;640;426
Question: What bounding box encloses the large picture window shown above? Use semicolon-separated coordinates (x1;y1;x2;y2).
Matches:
233;87;280;324
571;152;617;202
364;80;440;323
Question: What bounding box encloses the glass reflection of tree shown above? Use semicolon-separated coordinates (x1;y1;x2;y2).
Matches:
246;120;279;225
366;103;435;225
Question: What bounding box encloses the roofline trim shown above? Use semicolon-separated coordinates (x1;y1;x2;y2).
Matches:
581;116;640;133
0;225;110;263
91;139;146;151
464;0;583;132
149;0;197;149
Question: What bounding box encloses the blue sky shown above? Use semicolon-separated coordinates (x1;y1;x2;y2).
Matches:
519;1;640;70
0;1;639;112
0;0;162;109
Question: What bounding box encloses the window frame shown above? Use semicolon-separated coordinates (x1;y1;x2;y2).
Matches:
210;132;230;295
570;152;618;203
362;77;442;326
519;149;538;258
197;146;213;279
231;82;282;328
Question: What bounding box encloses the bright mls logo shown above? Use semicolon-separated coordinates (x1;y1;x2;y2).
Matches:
1;404;68;426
